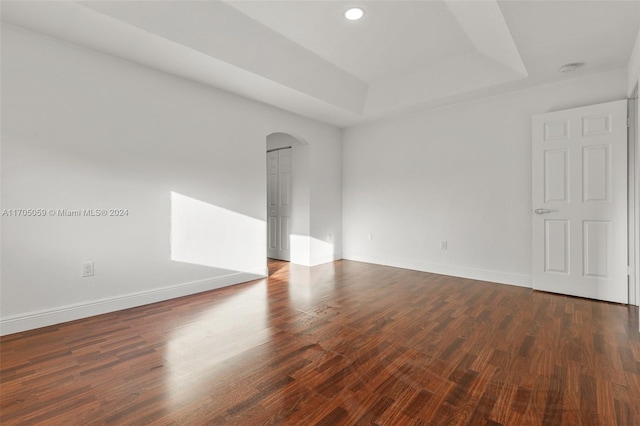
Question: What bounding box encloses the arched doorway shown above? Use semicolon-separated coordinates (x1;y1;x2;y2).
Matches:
266;132;311;266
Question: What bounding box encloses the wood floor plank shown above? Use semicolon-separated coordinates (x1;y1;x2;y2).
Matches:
1;259;639;425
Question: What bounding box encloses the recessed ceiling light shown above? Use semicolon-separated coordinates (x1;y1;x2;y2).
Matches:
558;63;584;73
345;7;364;21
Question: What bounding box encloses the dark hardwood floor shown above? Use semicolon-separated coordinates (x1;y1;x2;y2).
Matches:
1;259;639;425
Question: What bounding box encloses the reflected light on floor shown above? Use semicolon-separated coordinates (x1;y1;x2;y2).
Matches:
164;280;270;404
288;260;336;311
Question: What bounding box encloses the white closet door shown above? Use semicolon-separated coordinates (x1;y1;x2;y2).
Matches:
532;100;627;303
267;148;291;261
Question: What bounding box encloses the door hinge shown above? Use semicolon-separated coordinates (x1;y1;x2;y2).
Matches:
628;265;633;276
628;117;632;127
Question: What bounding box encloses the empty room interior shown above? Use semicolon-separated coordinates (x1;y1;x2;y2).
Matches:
1;0;640;424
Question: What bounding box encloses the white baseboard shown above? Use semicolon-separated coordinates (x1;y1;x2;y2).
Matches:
0;268;268;336
310;252;343;266
343;254;531;288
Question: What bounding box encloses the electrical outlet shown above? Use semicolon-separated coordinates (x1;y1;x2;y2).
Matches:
82;261;94;277
327;233;332;242
368;233;373;241
441;241;448;250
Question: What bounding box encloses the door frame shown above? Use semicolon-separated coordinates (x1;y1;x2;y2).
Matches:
631;85;640;306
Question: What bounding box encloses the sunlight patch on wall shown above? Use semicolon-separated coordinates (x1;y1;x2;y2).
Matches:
311;236;335;265
289;234;311;265
170;191;265;273
289;234;335;266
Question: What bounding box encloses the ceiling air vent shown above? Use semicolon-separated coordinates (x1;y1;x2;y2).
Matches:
558;63;584;73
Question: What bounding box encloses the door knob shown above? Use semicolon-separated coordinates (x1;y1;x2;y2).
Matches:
534;208;551;215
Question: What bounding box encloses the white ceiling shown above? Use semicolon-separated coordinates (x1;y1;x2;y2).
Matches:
227;1;477;83
1;1;638;127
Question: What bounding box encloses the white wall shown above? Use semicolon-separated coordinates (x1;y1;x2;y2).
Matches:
343;68;628;286
630;30;640;310
628;30;640;97
0;25;342;335
310;133;343;265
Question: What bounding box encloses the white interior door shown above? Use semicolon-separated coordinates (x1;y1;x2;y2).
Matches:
532;100;628;303
267;148;292;261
